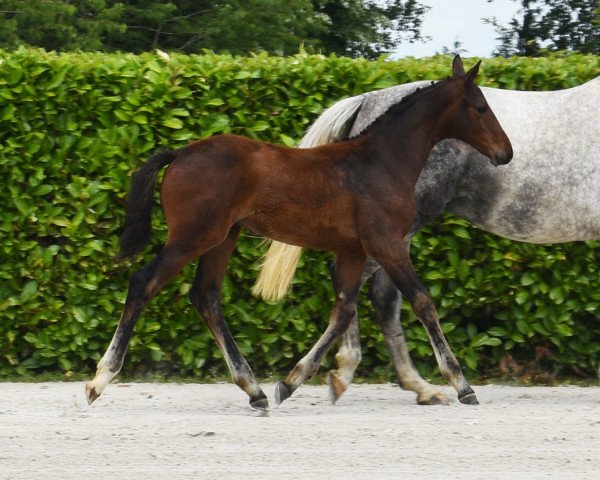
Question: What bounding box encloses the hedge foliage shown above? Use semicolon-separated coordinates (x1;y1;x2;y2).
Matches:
1;48;599;382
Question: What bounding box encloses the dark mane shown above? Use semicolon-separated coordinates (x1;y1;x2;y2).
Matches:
349;79;440;139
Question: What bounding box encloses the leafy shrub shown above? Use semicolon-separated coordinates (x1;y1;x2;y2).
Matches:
0;48;598;381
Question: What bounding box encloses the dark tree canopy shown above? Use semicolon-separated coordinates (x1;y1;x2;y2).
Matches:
310;0;428;58
101;0;328;55
0;0;429;59
2;1;596;58
486;0;599;56
0;0;125;51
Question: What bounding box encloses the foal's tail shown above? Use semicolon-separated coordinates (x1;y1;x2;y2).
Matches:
119;150;177;259
252;94;365;302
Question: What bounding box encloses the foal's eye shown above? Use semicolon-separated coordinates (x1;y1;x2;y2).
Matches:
477;106;488;114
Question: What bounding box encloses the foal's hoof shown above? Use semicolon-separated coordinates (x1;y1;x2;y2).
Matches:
250;394;270;412
326;372;347;404
85;382;101;406
458;392;479;405
416;391;451;406
274;381;293;405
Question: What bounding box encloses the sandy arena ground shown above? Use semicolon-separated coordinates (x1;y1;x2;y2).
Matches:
1;382;599;479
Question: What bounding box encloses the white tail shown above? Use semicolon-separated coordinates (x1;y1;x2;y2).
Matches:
252;95;365;301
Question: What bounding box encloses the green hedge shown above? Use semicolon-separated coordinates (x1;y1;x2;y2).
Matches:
1;48;599;382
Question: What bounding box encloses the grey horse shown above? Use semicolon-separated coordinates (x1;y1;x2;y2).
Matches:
254;76;600;405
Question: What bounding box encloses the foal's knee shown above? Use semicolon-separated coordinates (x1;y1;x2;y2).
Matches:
321;301;356;352
340;300;356;316
410;291;437;323
189;287;220;318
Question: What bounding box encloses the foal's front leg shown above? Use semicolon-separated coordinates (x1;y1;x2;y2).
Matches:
327;260;450;405
368;243;478;405
369;268;450;405
275;254;366;405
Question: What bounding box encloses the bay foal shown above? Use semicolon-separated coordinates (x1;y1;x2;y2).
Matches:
86;57;512;410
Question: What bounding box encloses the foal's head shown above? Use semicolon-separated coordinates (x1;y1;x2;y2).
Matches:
441;56;513;166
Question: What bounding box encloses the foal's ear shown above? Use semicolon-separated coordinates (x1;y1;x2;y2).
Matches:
452;55;465;77
465;60;482;85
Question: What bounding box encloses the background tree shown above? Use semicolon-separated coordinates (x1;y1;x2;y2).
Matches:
438;38;468;56
486;0;599;56
309;0;429;58
103;0;328;55
0;0;428;58
0;0;125;51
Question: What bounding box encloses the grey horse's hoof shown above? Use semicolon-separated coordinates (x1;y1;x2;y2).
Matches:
274;381;293;405
458;392;479;405
250;394;270;412
416;391;451;406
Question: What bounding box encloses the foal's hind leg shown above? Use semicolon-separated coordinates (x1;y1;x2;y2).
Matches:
86;243;200;404
276;254;366;405
368;244;478;405
188;225;269;411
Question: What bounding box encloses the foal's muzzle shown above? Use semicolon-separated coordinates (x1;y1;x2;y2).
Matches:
491;146;513;166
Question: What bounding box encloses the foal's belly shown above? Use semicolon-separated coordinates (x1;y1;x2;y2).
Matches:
239;210;364;255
